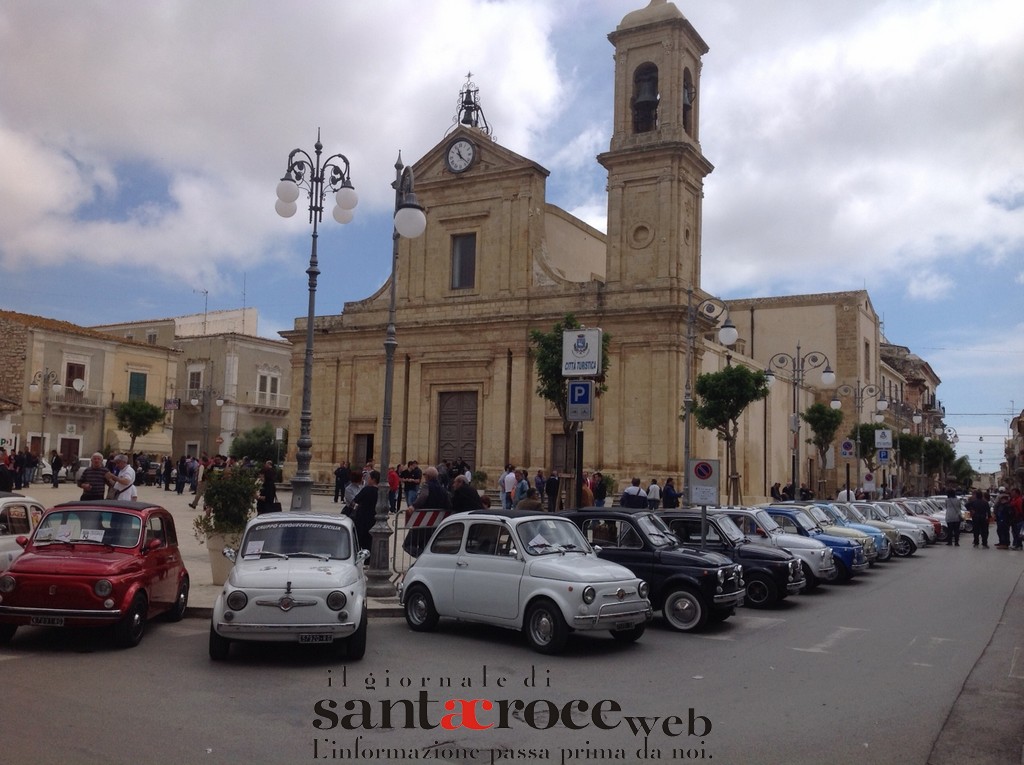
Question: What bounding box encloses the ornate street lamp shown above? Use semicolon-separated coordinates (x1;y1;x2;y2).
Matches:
681;289;738;502
765;344;835;496
29;369;62;458
367;153;426;597
275;132;357;512
830;379;887;493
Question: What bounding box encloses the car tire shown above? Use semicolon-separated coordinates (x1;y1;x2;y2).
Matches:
878;544;893;562
893;535;916;557
165;576;190;622
114;592;148;648
936;526;949;543
404;585;440;632
0;623;16;644
346;607;368;660
524;599;569;654
209;625;231;660
801;562;822;590
831;557;851;583
661;587;708;632
744;574;779;609
610;623;646;643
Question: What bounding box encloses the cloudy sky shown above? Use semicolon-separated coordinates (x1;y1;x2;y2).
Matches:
2;0;1022;472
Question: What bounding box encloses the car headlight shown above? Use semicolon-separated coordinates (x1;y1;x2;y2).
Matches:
716;569;725;583
0;575;14;593
93;579;113;597
582;586;596;604
326;591;348;611
638;581;650;599
226;590;248;611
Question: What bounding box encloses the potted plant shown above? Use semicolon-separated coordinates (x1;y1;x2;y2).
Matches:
192;467;258;585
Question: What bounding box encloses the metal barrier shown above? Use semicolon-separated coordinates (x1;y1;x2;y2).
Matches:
389;508;456;575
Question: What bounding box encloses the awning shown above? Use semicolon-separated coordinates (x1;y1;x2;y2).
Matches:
105;429;173;457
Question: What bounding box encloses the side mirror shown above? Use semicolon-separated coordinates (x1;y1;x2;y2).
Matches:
356;548;370;563
756;528;767;537
222;547;237;562
16;535;28;548
145;538;161;552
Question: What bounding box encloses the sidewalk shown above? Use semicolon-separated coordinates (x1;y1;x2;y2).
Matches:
21;479;404;619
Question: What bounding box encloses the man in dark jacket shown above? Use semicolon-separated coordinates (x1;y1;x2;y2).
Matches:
412;467;452;510
450;474;484;512
965;489;990;547
350;470;379;552
544;471;560;513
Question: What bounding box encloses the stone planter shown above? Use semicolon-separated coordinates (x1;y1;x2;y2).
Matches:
205;531;241;586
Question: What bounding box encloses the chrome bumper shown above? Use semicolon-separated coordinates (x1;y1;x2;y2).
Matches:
572;602;651;630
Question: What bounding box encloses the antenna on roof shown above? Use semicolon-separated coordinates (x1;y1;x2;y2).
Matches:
193;289;209;335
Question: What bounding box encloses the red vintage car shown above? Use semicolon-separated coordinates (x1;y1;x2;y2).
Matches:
0;500;189;648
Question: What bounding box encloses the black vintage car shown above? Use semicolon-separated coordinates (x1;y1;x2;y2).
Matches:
658;509;805;608
561;508;744;631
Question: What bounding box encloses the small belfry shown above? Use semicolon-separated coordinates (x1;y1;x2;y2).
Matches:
448;73;492;138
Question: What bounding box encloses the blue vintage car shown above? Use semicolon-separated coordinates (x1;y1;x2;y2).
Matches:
761;505;869;583
813;502;892;562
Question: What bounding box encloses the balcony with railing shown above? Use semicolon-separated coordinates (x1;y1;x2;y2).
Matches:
49;386;105;411
244;389;291;415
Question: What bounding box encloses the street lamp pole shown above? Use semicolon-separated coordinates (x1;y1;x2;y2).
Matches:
830;379;887;494
682;288;738;502
29;369;61;460
765;344;835;496
275;131;358;512
367;153;427;597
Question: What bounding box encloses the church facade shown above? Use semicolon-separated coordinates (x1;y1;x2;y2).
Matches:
282;0;935;502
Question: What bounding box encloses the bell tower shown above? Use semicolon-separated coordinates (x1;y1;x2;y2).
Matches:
598;0;712;296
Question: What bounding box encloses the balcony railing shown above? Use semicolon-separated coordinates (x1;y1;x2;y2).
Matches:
49;386;104;409
244;390;291;411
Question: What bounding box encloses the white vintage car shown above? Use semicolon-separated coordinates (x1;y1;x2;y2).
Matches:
398;510;652;654
209;513;368;660
0;492;45;572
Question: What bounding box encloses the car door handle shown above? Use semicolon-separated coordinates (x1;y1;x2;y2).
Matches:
457;561;468;567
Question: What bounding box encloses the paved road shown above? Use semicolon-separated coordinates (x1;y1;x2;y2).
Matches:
3;492;1023;765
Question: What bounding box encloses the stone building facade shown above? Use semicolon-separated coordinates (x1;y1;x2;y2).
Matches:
94;310;291;459
0;310;177;462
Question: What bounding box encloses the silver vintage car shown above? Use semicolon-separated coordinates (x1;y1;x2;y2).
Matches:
399;510;652;654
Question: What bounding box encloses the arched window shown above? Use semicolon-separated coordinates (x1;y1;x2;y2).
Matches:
632;63;659;133
683;69;696;135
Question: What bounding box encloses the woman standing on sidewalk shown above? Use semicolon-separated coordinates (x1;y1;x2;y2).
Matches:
944;487;962;546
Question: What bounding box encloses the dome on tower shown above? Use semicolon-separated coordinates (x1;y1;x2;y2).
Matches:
617;0;684;31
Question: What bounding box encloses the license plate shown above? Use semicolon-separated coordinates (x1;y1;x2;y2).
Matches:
31;616;65;627
298;633;333;644
613;621;633;631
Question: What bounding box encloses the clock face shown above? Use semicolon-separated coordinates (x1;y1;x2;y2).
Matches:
446;139;475;173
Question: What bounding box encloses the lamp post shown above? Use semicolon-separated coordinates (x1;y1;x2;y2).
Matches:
29;369;62;464
189;388;224;456
275;132;358;512
830;379;887;494
367;153;427;597
765;344;835;497
681;289;738;502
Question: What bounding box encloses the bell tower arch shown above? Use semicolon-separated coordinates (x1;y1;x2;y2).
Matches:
598;0;712;298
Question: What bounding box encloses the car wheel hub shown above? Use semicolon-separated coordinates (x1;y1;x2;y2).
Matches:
532;611;553;643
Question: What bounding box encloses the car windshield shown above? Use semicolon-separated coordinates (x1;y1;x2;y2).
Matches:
517;517;590;555
789;511;817;532
844;504;868;522
241;520;351;560
713;514;745;543
805;506;833;526
753;510;782;533
637;513;678;548
34;510;142;548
